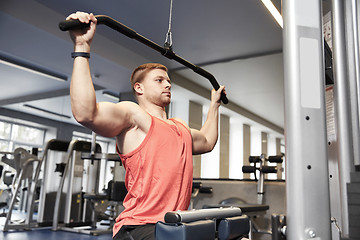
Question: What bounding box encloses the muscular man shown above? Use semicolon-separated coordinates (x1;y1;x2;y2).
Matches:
67;12;225;240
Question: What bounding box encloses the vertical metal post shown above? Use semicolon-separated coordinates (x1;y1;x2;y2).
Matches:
243;124;251;179
351;1;360;140
276;138;282;180
346;0;360;168
344;0;360;170
257;155;265;205
332;0;357;236
282;0;332;239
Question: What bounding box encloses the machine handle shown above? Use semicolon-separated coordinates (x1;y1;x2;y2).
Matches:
192;182;203;189
261;166;278;174
59;19;89;31
267;155;283;163
199;186;213;194
242;166;256;173
248;156;261;163
59;15;228;104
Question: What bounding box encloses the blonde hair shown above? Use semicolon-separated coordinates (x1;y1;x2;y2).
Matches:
130;63;168;95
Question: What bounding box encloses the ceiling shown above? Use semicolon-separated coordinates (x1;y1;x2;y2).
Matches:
0;0;286;136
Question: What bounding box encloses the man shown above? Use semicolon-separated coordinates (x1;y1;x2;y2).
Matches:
67;12;225;240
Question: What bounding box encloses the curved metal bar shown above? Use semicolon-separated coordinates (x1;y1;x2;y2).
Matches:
59;15;228;104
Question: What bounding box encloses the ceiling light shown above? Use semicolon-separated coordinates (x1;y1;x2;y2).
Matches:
103;91;120;101
0;53;68;82
261;0;283;28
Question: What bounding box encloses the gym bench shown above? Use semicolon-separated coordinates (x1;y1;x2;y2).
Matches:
155;207;250;240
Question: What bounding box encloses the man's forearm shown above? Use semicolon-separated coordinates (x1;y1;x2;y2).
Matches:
200;102;220;149
70;55;97;124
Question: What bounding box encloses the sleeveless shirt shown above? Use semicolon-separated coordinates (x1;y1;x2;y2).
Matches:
113;115;193;236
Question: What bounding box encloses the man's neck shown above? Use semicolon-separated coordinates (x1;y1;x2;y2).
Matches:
139;102;167;120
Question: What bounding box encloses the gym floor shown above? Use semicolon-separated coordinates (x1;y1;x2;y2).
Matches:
0;228;112;240
0;212;113;240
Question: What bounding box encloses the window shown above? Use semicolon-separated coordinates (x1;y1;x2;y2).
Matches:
0;122;11;139
11;125;44;146
0;120;46;152
0;120;46;189
0;140;9;152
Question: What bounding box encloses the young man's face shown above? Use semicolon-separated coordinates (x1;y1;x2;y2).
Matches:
138;69;172;106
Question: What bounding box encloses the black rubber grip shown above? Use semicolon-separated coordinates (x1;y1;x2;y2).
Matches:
242;166;256;173
248;156;261;163
192;182;202;189
261;166;278;173
59;19;90;31
59;15;228;104
267;155;283;163
59;16;138;38
199;186;213;194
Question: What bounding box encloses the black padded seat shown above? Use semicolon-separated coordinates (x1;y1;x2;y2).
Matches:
218;215;250;240
156;208;250;240
155;219;215;240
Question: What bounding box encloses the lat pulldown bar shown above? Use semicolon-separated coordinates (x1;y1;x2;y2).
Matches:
59;15;228;104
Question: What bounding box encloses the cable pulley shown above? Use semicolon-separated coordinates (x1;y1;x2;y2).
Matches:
164;0;174;50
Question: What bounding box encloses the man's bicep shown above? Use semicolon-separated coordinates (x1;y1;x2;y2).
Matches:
191;128;211;155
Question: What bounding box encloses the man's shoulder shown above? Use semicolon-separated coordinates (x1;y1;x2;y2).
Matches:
116;101;143;115
172;117;190;130
118;101;152;126
114;101;151;142
116;100;139;108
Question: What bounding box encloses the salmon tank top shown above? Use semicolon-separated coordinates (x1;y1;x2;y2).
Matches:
113;115;193;237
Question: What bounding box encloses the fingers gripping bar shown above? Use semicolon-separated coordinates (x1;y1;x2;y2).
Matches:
59;15;228;104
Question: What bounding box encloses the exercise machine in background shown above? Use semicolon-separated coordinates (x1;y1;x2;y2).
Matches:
1;147;40;231
0;135;126;235
242;155;283;205
52;133;125;236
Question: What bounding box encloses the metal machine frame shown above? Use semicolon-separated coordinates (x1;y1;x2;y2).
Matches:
283;0;360;239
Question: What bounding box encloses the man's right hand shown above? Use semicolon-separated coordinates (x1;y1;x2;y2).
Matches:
66;11;97;52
